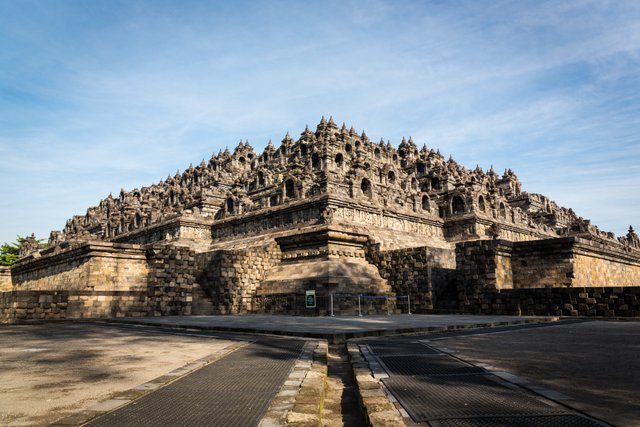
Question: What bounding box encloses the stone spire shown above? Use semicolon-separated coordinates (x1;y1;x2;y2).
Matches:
301;125;313;137
282;132;293;145
316;116;327;133
327;116;338;131
233;140;244;153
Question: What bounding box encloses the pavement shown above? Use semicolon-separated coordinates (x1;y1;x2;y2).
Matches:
354;320;640;426
83;337;306;427
105;313;558;342
423;320;640;427
0;322;247;426
1;315;638;426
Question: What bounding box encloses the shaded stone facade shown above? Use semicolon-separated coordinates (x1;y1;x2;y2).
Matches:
2;117;640;322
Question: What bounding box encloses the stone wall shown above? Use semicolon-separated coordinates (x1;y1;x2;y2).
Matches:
332;202;445;242
0;266;11;291
212;197;324;241
1;241;200;323
444;216;556;244
113;216;213;249
572;239;640;287
259;227;390;299
511;239;574;288
0;290;149;323
368;243;455;312
11;241;148;291
454;240;512;312
513;237;640;288
453;238;640;315
195;240;282;314
1;291;67;322
146;244;197;316
67;291;149;318
449;286;640;317
457;237;640;292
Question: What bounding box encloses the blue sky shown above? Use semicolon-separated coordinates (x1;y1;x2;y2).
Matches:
1;0;639;244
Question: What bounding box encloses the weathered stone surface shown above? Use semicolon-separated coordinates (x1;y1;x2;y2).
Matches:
451;237;640;315
11;241;148;292
2;118;640;322
0;266;11;292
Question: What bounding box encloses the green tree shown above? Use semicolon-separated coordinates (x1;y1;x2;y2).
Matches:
0;236;24;266
0;235;47;266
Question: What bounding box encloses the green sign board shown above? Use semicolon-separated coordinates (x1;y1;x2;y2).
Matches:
305;290;316;308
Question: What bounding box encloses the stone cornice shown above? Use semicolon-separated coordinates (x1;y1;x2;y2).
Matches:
111;215;213;243
326;195;444;228
11;241;146;275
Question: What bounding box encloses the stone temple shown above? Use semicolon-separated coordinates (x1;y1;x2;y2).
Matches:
2;117;640;321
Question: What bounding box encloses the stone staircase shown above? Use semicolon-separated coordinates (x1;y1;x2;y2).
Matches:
191;283;216;315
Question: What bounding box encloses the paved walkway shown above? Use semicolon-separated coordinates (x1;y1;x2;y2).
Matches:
357;320;640;426
0;322;244;426
360;335;604;426
424;320;640;427
108;314;558;342
85;336;305;427
6;315;636;426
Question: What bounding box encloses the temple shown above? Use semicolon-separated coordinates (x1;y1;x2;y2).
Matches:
2;117;640;321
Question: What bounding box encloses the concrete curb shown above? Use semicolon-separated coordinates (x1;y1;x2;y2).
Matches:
286;341;328;426
102;316;560;343
347;342;406;426
258;340;328;427
343;318;561;427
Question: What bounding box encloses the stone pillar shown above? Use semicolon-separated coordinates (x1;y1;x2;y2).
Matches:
455;240;513;313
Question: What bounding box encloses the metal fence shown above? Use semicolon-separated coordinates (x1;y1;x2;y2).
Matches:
232;293;412;316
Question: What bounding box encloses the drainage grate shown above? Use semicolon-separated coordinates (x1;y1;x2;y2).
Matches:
382;374;568;422
432;414;605;427
379;355;484;376
368;342;440;355
86;338;304;427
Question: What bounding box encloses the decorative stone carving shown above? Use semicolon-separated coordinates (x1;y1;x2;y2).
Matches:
4;117;638;322
19;234;44;258
52;116;621;248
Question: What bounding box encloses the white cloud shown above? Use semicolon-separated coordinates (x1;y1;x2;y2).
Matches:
1;0;639;243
